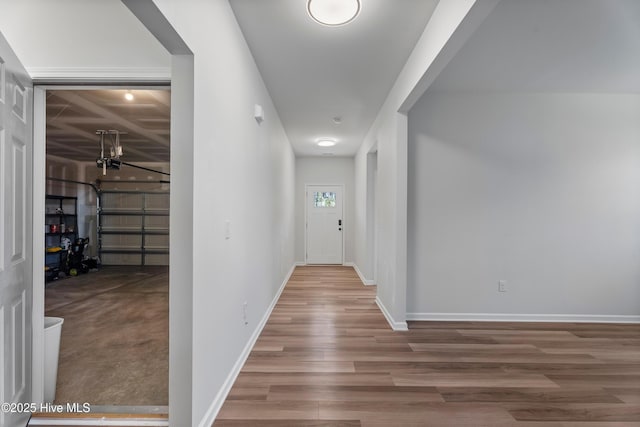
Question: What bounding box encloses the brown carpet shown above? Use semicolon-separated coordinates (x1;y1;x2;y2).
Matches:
45;266;168;406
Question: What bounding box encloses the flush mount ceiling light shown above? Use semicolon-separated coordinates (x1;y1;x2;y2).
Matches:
317;138;336;147
124;91;134;101
307;0;361;26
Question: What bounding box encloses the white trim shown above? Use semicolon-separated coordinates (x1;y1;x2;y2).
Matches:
197;264;297;427
375;296;408;331
344;262;374;285
28;419;167;426
27;67;171;83
406;312;640;324
295;261;307;266
32;87;46;403
29;406;169;427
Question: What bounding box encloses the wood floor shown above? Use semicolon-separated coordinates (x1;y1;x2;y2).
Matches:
45;266;168;406
214;265;640;426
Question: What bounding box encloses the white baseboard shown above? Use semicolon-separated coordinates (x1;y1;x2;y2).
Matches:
344;262;375;286
295;261;306;266
197;264;296;427
376;296;408;331
406;312;640;324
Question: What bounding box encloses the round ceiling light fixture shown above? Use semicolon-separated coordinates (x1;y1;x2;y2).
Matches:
317;138;337;147
124;91;134;101
307;0;361;27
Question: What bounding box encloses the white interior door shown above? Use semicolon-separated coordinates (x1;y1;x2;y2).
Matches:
0;32;33;427
306;185;343;264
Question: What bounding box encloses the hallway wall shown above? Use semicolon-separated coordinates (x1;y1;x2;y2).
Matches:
352;0;487;328
407;92;640;320
294;157;355;265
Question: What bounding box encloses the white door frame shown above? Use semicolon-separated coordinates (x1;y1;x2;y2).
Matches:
372;154;378;284
304;183;345;265
366;148;378;285
32;86;46;404
32;83;171;402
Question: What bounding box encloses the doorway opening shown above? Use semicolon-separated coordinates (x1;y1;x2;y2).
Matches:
367;149;378;284
41;87;170;410
305;184;344;265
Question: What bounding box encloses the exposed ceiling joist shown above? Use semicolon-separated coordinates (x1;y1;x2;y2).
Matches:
46;89;170;163
53;91;170;147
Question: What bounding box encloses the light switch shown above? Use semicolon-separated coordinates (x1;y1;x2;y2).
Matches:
498;280;507;292
225;220;231;239
254;104;264;124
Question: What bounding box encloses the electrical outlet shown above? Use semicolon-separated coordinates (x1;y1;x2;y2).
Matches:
498;280;507;292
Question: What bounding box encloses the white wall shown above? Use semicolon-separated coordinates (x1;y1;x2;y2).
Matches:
146;1;296;425
407;92;640;320
45;156;82;198
353;0;491;329
0;0;170;79
294;157;355;264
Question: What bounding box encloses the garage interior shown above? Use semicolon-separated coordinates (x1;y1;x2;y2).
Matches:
43;88;170;407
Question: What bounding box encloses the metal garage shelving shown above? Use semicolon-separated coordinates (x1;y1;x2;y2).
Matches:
97;190;169;266
45;195;78;273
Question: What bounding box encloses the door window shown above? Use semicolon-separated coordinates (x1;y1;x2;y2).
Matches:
314;191;336;208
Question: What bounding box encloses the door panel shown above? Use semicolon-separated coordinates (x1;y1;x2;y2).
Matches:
306;185;343;264
0;31;33;427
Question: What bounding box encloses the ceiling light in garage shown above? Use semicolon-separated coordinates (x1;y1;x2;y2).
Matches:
307;0;361;26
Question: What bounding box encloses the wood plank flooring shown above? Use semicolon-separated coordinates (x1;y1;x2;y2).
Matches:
214;265;640;426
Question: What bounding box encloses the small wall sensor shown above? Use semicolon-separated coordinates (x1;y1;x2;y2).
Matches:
225;220;231;240
254;104;264;124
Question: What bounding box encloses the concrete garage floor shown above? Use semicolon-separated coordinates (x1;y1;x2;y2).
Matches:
45;266;168;406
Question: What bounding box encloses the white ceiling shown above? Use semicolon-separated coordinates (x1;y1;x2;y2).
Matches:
47;90;170;163
229;0;438;156
428;0;640;93
1;0;437;158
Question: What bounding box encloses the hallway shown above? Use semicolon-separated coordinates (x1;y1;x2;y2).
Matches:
214;266;640;426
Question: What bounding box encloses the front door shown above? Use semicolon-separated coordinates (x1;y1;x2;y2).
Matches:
306;185;343;264
0;31;33;427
